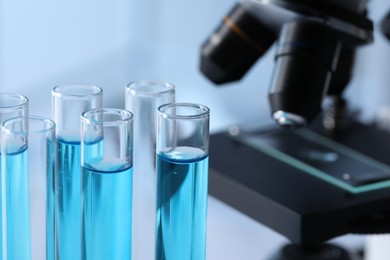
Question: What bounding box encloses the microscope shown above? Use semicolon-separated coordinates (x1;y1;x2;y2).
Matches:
200;0;390;258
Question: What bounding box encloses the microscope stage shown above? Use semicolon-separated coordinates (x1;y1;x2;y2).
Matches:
209;120;390;245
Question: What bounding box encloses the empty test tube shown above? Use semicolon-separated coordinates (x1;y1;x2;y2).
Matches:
125;80;175;260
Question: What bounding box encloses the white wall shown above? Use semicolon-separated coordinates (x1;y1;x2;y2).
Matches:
0;0;274;132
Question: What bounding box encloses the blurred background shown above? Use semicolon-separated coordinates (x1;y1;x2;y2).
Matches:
1;0;390;259
2;0;390;128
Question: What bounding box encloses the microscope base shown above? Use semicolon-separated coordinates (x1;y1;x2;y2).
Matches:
270;243;355;260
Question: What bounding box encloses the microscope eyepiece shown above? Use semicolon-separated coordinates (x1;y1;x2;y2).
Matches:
200;3;276;84
268;21;342;128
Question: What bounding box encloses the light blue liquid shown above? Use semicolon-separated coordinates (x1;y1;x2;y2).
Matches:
47;140;56;260
156;146;209;260
81;160;133;260
56;138;81;260
4;147;32;259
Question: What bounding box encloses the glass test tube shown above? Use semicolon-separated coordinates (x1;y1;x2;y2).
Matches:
156;103;210;260
125;80;175;260
0;93;29;260
1;116;56;260
81;108;133;260
51;84;102;260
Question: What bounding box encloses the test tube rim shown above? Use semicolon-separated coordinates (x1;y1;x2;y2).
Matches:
81;108;134;127
0;93;29;110
1;116;55;135
52;84;103;99
158;102;210;120
126;80;175;97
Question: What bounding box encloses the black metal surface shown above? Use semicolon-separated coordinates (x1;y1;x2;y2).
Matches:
270;243;353;260
268;20;341;125
208;120;390;245
271;0;371;30
200;4;275;84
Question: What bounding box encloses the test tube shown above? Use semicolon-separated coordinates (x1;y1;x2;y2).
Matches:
51;84;102;260
81;108;133;260
1;116;56;260
156;103;210;260
0;93;29;260
125;80;175;260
